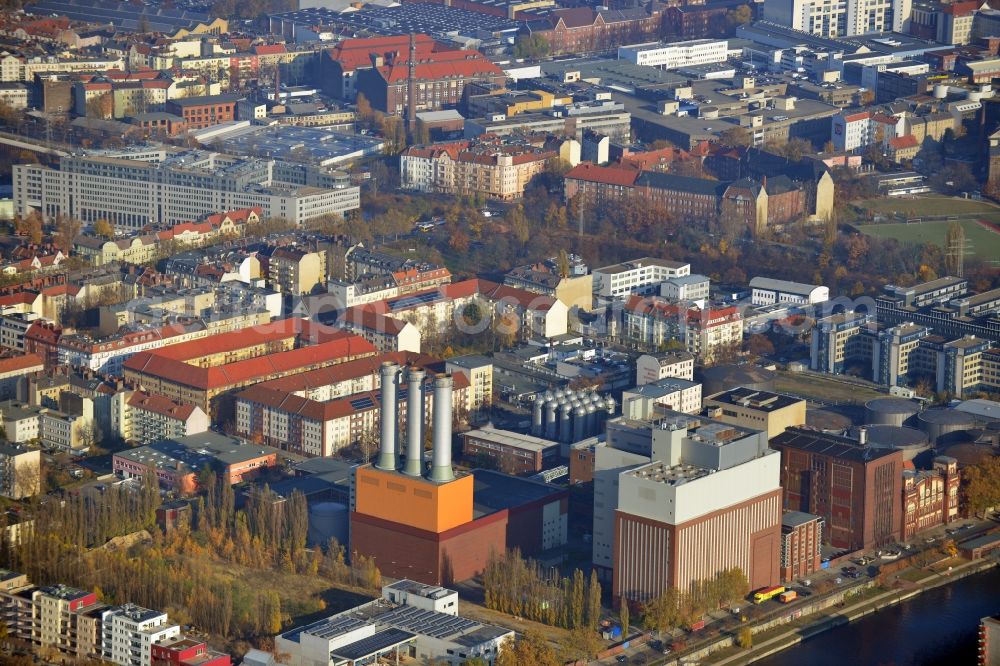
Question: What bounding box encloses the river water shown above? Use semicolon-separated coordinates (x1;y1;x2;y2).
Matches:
757;567;1000;666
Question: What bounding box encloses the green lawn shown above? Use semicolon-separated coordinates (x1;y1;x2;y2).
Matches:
856;196;1000;217
859;219;1000;260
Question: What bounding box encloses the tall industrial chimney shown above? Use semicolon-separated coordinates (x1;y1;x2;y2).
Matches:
407;32;417;131
376;362;400;470
429;374;454;482
403;366;425;477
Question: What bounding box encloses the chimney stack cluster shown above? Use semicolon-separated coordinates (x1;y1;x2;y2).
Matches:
375;362;454;482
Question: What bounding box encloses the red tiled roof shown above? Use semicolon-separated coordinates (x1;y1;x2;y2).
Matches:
377;51;503;83
889;134;919;149
127;390;198;420
0;353;44;374
0;291;39;307
125;334;376;391
144;318;345;362
344;306;409;335
252;44;286;55
565;162;640;187
327;34;440;72
478;279;558;312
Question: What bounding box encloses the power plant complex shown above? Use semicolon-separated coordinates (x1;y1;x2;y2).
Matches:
350;362;569;586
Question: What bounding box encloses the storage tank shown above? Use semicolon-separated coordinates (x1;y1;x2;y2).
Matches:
585;403;598;437
544;399;559;439
806;408;852;435
933;84;948;99
864;398;919;427
573;405;587;442
917;408;976;446
860;424;930;461
532;397;545;436
559;402;575;443
700;365;776;396
307;502;348;548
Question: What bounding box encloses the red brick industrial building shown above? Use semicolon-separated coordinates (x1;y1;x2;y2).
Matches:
520;6;664;56
354;49;505;116
165;93;242;130
780;511;823;582
770;428;905;551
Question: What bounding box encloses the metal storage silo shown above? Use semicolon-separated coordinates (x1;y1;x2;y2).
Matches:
573;405;587;443
532;396;545;436
559;402;575;443
917;408;975;446
544;399;559;439
864;398;919;427
307;502;349;548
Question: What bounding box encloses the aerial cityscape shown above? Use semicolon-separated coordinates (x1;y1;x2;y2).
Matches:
0;0;998;663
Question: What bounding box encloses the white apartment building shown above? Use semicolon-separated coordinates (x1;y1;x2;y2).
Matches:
749;277;830;306
593;258;691;299
101;605;179;666
831;109;904;152
635;351;696;385
111;390;210;445
618;39;729;70
13;149;360;231
763;0;911;37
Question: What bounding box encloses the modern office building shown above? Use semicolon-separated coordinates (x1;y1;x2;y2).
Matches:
13;149;360;230
618;39;729;69
593;410;781;600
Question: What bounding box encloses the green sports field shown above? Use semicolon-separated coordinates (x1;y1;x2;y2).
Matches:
859;219;1000;260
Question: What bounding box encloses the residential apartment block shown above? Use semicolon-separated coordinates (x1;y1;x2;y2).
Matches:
400;136;555;201
780;511;823;583
102;605;180;666
763;0;912;37
111;390;210;445
624;295;743;361
635;351;696;385
0;443;41;499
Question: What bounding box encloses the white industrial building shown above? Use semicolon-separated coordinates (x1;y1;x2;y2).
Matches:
660;274;710;304
749;277;829;306
13;148;360;231
618;39;730;70
592;411;781;600
593;258;691;299
621;378;703;416
275;581;513;666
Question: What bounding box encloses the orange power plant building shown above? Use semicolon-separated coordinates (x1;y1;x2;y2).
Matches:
351;362;568;586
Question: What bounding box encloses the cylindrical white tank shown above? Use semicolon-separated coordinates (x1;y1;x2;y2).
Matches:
559;402;575;443
307;502;348;548
544;399;559;439
585;403;598;437
933;84;948;99
573;405;587;443
532;397;545;436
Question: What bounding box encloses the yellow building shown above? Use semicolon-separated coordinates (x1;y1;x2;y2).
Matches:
703;388;807;440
